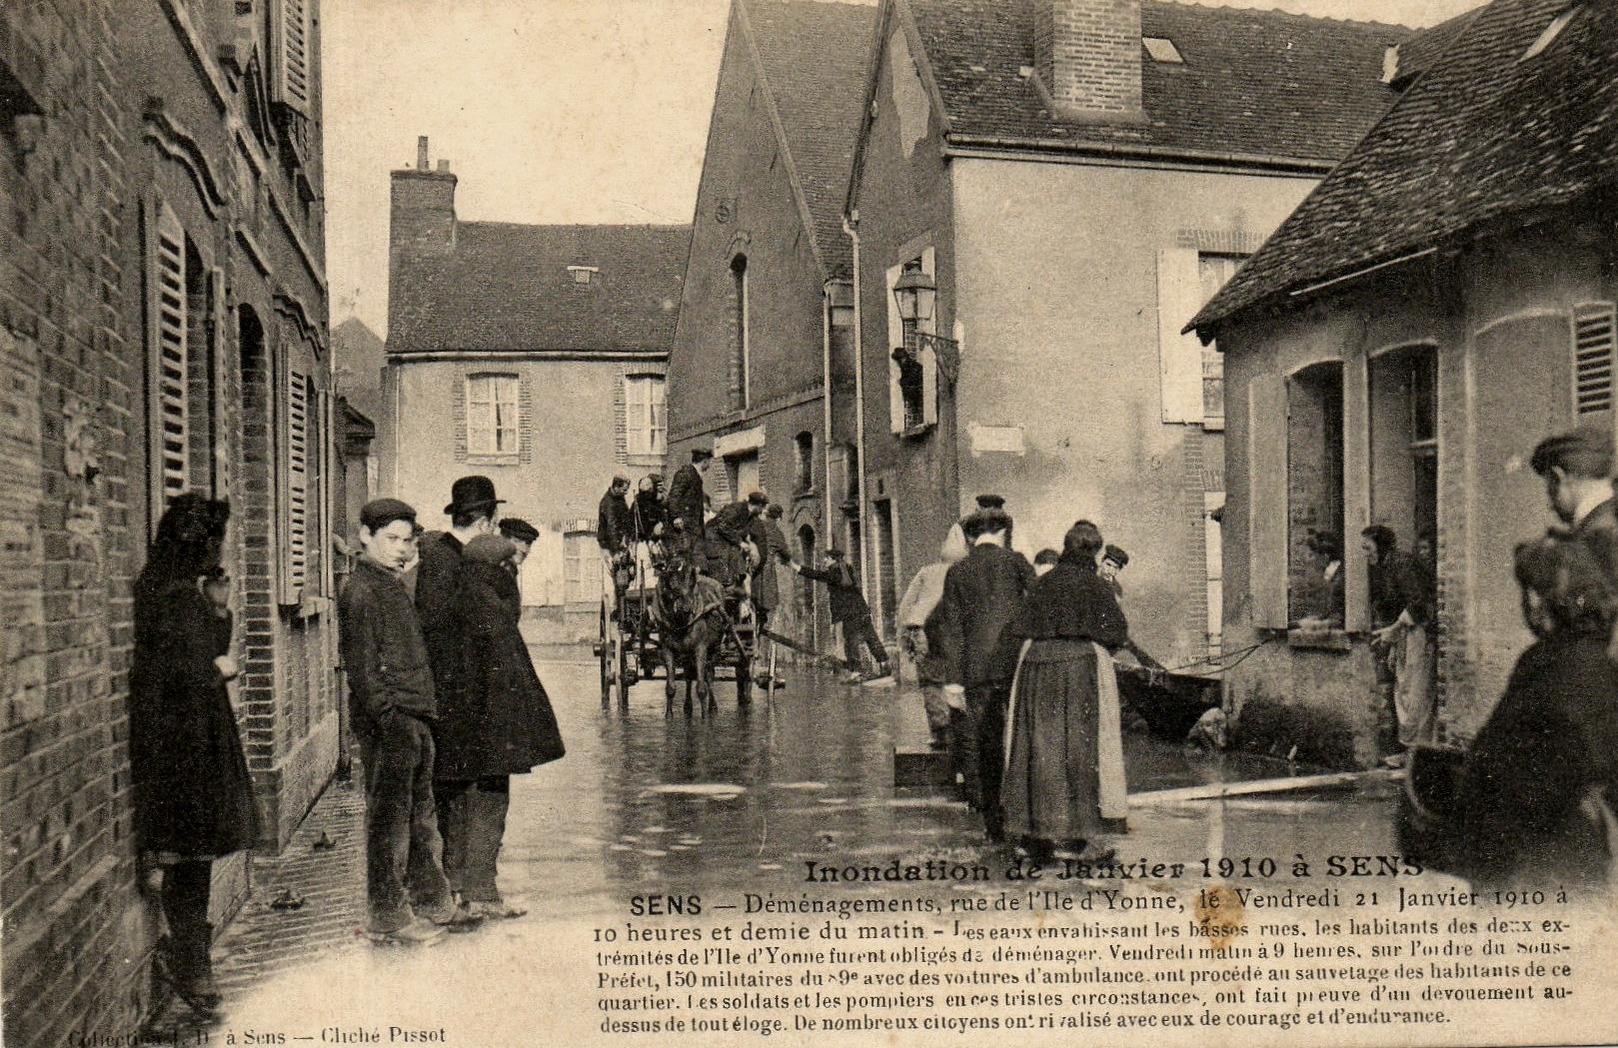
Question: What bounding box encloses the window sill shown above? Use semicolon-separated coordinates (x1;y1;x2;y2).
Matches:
1286;626;1352;652
899;423;935;440
466;454;520;467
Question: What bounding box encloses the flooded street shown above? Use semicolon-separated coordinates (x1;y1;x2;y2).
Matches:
208;654;1413;1044
430;655;1398;919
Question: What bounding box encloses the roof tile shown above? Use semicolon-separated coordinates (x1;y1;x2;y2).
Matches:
907;0;1408;162
389;223;689;355
1193;0;1616;334
746;1;877;279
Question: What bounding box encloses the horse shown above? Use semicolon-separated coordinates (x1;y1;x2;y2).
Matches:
651;544;730;716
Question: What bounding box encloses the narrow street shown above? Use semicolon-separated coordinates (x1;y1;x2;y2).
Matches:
169;651;1403;1041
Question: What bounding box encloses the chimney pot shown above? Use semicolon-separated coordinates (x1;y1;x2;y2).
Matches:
417;135;429;171
437;159;450;173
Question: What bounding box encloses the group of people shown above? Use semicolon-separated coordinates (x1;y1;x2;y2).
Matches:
598;451;806;685
900;495;1135;864
1429;424;1618;894
343;475;566;945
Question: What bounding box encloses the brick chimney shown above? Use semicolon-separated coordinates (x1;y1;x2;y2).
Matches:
389;135;458;277
1033;0;1143;123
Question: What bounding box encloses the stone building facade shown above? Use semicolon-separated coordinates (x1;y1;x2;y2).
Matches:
381;140;687;641
1;0;335;1041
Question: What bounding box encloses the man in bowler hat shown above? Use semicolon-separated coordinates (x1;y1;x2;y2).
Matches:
416;476;505;925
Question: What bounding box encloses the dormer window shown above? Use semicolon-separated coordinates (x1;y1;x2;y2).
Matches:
1521;6;1579;62
1143;37;1184;64
568;265;598;285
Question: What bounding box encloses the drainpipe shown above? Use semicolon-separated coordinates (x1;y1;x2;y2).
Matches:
820;283;834;563
842;211;872;601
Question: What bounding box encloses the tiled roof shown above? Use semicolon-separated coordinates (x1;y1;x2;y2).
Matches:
746;0;877;279
906;0;1407;163
1384;7;1481;89
388;223;689;355
1192;0;1618;335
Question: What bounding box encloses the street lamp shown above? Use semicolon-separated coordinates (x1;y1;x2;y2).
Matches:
891;264;936;324
890;264;958;389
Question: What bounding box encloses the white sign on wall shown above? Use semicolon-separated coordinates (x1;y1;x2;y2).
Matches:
968;422;1026;456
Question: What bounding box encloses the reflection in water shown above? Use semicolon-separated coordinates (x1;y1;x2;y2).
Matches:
509;658;1403;913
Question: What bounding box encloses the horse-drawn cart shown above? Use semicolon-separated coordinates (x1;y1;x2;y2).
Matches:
595;544;757;713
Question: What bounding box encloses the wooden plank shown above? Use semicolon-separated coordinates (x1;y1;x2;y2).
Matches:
1129;769;1399;805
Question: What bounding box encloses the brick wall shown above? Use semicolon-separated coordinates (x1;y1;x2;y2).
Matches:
0;1;149;1043
1033;0;1143;120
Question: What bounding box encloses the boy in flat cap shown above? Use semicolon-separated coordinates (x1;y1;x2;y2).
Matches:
340;498;458;945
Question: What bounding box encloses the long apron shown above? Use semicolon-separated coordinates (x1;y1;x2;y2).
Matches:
1001;638;1127;842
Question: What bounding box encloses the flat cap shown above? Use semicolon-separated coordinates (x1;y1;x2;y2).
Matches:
360;498;417;532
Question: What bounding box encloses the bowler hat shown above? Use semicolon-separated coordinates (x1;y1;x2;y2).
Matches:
444;475;504;516
360;497;418;533
975;494;1006;510
499;516;540;544
746;490;769;506
1102;544;1130;567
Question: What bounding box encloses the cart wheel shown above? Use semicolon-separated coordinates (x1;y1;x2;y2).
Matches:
615;630;631;708
598;602;613;709
736;651;752;707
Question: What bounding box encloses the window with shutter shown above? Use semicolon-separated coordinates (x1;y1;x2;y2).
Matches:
273;0;313;115
150;202;189;519
1574;303;1616;416
279;348;311;604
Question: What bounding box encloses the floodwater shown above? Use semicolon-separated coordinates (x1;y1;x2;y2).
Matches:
210;656;1406;1043
497;658;1399;918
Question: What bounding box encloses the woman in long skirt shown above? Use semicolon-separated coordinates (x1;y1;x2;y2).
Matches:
999;520;1128;863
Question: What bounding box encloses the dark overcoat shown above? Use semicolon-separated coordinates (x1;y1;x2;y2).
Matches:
748;515;779;612
597;491;633;552
435;560;566;778
930;542;1030;689
1002;555;1129;650
1455;632;1618;890
1571;498;1618;584
415;531;467;703
666;464;705;535
128;577;260;857
799;561;870;624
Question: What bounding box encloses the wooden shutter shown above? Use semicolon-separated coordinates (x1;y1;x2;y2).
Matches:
886;262;905;434
920;248;939;426
280;346;310;604
466;375;492;455
1247;373;1287;629
151;202;189;517
273;0;313;115
1574;303;1616;416
1158;248;1205;423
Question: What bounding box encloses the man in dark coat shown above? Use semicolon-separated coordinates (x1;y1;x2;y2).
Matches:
597;476;634;555
447;534;566;918
666;448;712;546
597;476;635;600
795;548;891;682
632;474;666;544
931;505;1030;842
416;475;502;925
705;491;766;596
1532;424;1618;581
